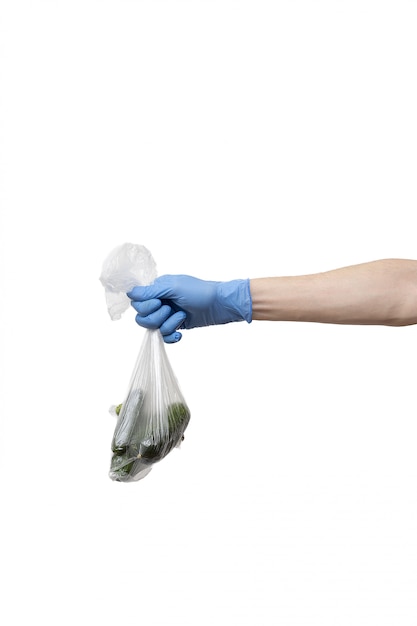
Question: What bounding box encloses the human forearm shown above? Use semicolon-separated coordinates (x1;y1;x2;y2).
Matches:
250;259;417;326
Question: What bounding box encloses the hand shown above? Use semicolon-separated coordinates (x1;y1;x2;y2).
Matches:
127;275;252;343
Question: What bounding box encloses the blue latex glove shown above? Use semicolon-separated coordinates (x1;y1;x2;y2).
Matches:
127;275;252;343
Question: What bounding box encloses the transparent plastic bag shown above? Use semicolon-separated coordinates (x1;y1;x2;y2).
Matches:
100;243;191;482
109;330;191;482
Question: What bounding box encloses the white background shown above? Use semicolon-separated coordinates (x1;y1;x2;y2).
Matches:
1;2;416;625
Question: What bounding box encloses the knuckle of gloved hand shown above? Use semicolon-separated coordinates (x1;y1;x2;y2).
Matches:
135;298;161;316
134;305;171;330
155;304;172;326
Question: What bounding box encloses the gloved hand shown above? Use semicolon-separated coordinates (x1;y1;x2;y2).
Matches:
127;275;252;343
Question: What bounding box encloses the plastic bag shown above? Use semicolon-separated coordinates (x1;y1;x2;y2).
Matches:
99;242;158;320
100;243;191;482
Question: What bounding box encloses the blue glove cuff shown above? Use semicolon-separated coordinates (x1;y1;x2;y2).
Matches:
217;279;252;324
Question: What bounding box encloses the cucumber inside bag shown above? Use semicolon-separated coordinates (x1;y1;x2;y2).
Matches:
100;244;191;483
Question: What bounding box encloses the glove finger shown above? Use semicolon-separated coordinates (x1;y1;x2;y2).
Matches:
159;310;187;337
134;304;172;330
162;331;182;344
131;298;162;316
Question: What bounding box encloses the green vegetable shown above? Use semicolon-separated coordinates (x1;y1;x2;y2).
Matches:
138;402;190;463
111;389;144;456
109;391;191;483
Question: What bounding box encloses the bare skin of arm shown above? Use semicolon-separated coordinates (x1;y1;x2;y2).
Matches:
250;259;417;326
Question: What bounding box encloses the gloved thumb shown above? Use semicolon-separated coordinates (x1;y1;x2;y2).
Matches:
127;284;158;301
127;275;177;301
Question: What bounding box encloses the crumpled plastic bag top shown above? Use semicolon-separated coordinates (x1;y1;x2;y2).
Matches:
99;242;157;320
